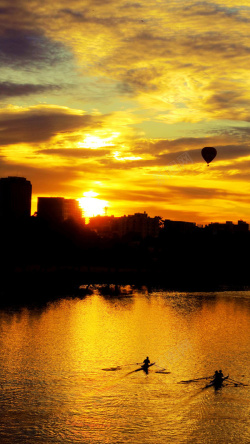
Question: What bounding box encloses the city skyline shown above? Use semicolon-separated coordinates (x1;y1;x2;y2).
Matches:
1;174;250;226
0;1;250;224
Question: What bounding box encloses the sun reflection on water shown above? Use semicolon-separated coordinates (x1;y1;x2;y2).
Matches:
0;291;250;443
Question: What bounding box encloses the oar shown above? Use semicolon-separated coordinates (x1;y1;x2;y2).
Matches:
155;366;170;374
125;366;144;376
102;366;122;371
228;377;248;387
154;364;171;374
125;362;156;376
154;364;166;370
102;362;142;371
124;362;142;366
120;363;145;376
178;375;213;384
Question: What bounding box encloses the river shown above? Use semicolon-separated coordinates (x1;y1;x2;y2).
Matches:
0;288;249;443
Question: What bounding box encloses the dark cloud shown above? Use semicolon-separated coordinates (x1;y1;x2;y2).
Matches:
167;184;250;204
182;33;250;58
60;8;86;20
0;82;61;98
0;6;20;14
98;141;250;173
214;145;250;160
133;137;212;155
59;7;131;26
58;8;90;22
156;145;250;165
230;126;250;139
106;182;248;204
0;107;105;145
117;66;159;95
81;0;114;5
132;136;250;162
0;2;33;31
118;31;176;62
120;3;143;9
182;2;249;22
204;90;250;114
0;28;72;68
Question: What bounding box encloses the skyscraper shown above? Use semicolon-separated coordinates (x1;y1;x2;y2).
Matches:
64;199;83;222
0;176;32;221
37;197;83;224
37;197;65;224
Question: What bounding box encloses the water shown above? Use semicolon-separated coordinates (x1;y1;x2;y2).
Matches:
0;289;250;443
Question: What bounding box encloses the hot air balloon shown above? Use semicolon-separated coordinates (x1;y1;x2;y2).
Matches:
201;147;217;166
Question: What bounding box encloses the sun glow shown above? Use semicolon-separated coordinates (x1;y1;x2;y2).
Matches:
78;191;108;220
77;133;119;149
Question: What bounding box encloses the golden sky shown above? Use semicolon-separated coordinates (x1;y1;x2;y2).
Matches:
0;0;250;223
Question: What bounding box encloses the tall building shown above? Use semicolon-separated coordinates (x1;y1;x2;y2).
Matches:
64;199;82;222
37;197;65;224
0;176;32;221
37;197;83;224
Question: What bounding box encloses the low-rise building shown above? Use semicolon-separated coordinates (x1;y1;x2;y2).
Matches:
163;219;197;234
89;212;161;238
206;220;249;234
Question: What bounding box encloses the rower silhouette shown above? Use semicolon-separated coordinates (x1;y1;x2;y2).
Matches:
142;356;150;374
213;370;219;379
213;369;224;386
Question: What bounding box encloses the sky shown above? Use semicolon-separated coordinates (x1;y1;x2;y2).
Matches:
0;0;250;224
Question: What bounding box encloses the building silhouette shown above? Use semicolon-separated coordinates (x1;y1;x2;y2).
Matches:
88;215;116;237
163;219;197;234
37;197;83;224
0;176;32;221
64;199;83;222
88;212;161;238
38;197;64;224
119;212;161;238
206;220;249;234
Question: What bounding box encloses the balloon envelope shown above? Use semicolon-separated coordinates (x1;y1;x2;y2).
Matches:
201;147;217;164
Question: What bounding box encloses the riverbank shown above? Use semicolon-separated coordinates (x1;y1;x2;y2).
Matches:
1;266;250;307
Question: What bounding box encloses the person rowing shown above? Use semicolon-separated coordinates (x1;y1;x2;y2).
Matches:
143;356;150;367
142;357;150;374
203;369;227;389
212;369;224;386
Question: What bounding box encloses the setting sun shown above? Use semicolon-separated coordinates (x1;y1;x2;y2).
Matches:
77;133;119;149
78;191;108;220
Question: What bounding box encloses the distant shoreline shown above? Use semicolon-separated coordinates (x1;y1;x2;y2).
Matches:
1;267;250;307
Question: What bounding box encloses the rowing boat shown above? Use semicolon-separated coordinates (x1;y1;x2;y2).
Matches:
135;362;155;373
204;375;229;389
